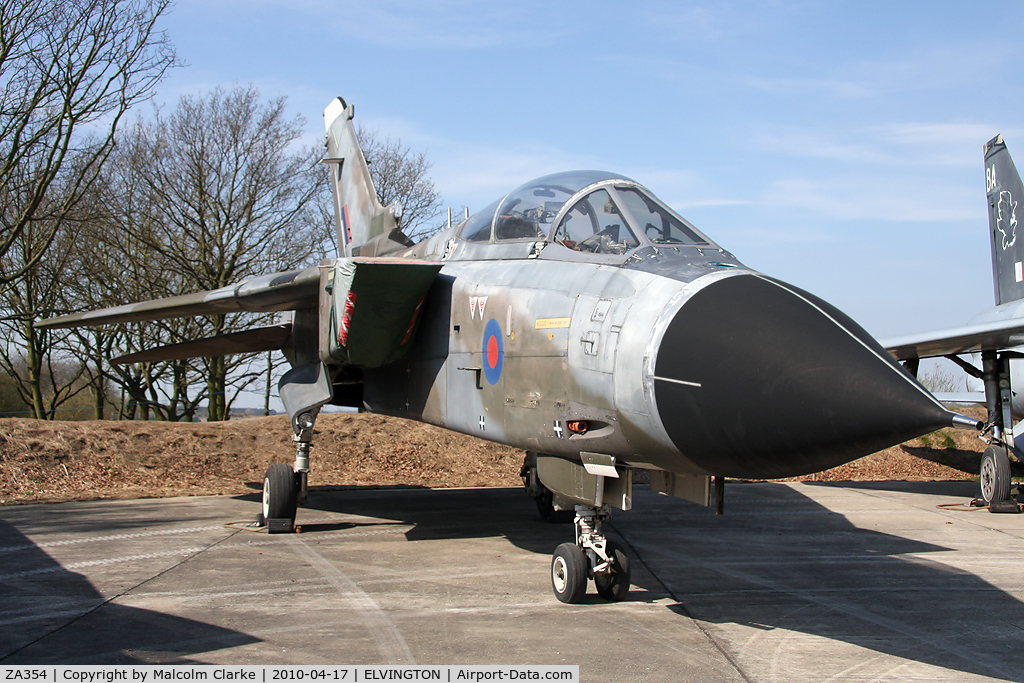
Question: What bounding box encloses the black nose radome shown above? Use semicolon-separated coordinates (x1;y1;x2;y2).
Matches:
653;274;955;479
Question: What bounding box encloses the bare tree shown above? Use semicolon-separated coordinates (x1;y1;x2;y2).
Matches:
356;125;444;241
0;370;28;417
0;0;177;287
0;218;93;418
108;86;329;421
65;117;209;421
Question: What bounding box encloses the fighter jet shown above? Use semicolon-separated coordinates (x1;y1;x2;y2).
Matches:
37;98;981;603
883;135;1024;512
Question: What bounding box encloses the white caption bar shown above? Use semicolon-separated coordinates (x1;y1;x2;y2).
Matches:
1;666;579;683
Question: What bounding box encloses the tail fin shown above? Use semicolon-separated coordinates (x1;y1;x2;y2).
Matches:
323;98;403;257
985;134;1024;305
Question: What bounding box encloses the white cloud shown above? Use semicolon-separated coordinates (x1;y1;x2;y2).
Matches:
622;168;751;211
633;1;803;44
744;75;876;99
740;40;1017;106
762;175;979;222
673;198;753;209
748;121;1021;170
216;0;572;50
730;225;839;244
880;122;1002;146
750;127;893;165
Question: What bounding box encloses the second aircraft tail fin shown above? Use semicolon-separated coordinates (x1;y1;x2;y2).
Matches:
323;98;404;257
985;134;1024;305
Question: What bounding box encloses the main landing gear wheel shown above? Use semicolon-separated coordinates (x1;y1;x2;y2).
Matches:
263;462;298;532
594;542;631;601
534;488;555;521
980;445;1012;505
551;542;588;604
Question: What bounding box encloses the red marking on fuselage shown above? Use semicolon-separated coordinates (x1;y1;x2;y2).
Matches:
341;205;353;245
487;336;498;368
339;291;357;345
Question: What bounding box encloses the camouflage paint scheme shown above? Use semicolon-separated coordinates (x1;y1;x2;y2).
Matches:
39;98;975;516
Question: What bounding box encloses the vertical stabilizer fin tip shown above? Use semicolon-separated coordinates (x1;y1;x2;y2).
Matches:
323;97;393;257
323;97;350;132
985;134;1003;155
984;135;1024;305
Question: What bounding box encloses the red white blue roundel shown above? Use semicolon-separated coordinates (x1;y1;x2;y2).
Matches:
482;318;504;385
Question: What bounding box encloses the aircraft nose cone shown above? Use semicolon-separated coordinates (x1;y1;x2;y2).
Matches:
653;274;954;478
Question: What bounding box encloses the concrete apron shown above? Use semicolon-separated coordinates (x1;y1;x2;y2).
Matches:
0;481;1021;682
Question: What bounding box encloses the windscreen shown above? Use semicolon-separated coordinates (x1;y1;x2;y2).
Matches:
616;187;706;245
553;188;639;255
461;198;502;242
460;171;627;243
493;184;574;241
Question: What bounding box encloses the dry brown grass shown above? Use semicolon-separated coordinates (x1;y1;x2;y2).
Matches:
0;412;523;505
0;407;998;505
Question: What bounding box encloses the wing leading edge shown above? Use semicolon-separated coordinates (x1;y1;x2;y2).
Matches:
881;317;1024;361
36;258;444;370
36;266;323;330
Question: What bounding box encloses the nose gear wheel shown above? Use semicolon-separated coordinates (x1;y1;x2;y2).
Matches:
549;504;632;604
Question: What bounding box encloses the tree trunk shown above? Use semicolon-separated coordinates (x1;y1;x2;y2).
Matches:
23;321;46;420
93;355;105;420
207;354;227;421
264;352;272;416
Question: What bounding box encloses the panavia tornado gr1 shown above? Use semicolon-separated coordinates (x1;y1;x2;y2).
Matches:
37;97;981;604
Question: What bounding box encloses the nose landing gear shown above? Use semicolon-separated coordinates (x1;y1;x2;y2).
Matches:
550;504;631;604
523;451;634;603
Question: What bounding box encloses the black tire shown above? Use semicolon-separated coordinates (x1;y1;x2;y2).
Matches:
594;542;631;601
263;462;298;523
980;446;1012;504
534;489;554;521
551;542;588;604
529;486;573;523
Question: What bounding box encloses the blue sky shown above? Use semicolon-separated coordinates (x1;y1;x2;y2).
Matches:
155;0;1024;343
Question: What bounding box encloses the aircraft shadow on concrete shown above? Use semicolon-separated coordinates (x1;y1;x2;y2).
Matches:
623;482;1024;682
278;482;1022;681
899;445;1024;477
237;485;571;556
9;499;217;538
0;518;260;664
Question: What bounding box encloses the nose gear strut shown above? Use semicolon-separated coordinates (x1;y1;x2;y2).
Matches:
549;473;632;603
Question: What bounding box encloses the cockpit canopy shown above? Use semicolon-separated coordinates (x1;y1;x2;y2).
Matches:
459;170;712;256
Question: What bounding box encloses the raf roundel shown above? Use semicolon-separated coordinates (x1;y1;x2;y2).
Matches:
482;318;504;385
